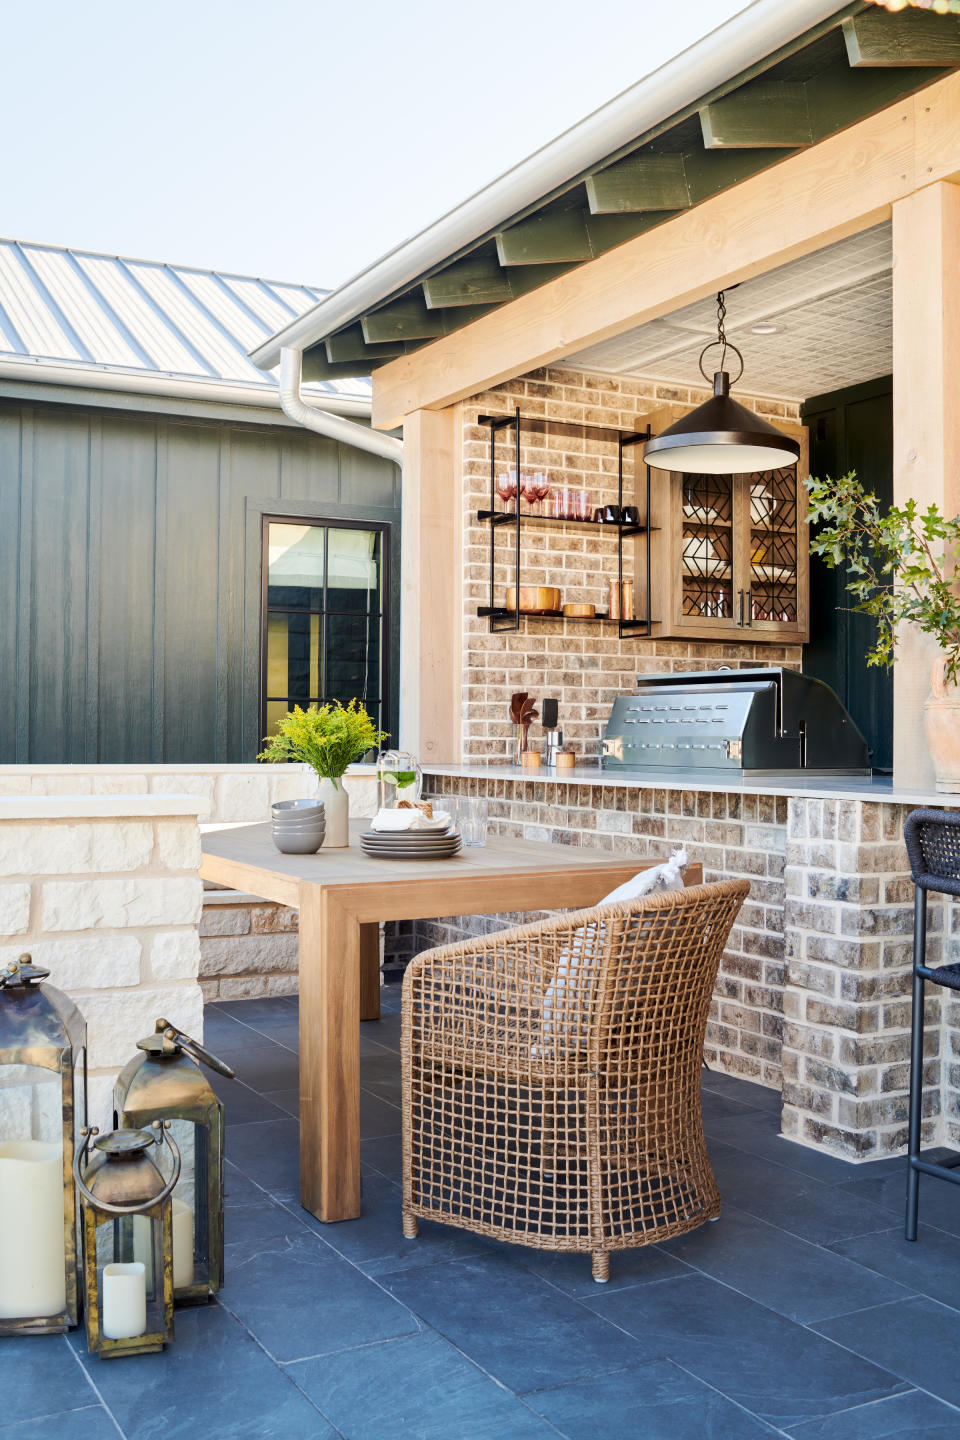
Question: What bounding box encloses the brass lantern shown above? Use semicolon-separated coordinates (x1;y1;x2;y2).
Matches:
114;1019;234;1304
74;1121;180;1358
0;954;87;1336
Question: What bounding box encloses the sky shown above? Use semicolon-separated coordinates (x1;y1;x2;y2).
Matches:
5;0;749;290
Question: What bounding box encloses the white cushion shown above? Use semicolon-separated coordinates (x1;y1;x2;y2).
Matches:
598;847;689;906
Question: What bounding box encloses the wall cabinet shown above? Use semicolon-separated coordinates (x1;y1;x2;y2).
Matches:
641;408;809;643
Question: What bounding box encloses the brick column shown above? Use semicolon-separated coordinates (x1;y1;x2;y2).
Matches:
782;797;947;1158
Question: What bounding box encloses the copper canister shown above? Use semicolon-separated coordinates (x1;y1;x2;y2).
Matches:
607;580;621;620
620;580;634;621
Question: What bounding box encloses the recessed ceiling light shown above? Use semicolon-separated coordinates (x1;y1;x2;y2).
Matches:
751;322;778;335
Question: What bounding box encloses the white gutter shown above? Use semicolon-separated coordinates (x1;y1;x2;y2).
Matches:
0;355;373;418
250;0;848;372
278;349;402;463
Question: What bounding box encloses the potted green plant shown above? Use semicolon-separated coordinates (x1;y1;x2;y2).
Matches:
258;701;388;847
806;471;960;790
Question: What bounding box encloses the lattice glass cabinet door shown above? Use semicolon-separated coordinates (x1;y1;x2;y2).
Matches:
678;474;736;625
744;467;803;633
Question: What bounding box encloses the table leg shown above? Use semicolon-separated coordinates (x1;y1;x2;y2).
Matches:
360;922;381;1022
298;885;362;1222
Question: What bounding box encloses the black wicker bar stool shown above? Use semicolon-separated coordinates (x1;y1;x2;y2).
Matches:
904;807;960;1241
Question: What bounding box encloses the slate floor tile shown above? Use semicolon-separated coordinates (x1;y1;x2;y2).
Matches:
813;1295;960;1409
361;1133;404;1183
701;1070;782;1114
288;1331;557;1439
703;1112;862;1185
831;1224;960;1311
661;1206;912;1323
226;1117;301;1194
376;1251;649;1394
481;1233;691;1298
279;1170;491;1276
524;1359;781;1439
786;1387;960;1438
212;1074;289;1126
211;998;301;1028
706;1140;897;1246
836;1167;960;1239
222;1228;421;1362
586;1272;910;1429
0;1408;119;1440
76;1300;335;1439
0;1335;98;1426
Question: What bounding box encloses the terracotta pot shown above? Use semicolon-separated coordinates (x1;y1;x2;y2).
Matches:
924;658;960;792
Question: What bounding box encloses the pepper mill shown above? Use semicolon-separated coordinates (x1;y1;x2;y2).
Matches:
541;698;563;768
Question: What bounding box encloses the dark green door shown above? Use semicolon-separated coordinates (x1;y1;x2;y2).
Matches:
802;376;893;771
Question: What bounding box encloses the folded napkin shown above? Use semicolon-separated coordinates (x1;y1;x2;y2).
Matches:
370;808;421;832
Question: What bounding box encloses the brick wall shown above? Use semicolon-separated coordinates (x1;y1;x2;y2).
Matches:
199;894;299;1002
461;366;803;765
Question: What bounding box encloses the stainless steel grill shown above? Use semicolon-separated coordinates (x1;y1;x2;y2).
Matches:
601;667;870;776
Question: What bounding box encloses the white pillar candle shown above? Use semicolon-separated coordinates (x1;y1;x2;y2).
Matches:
102;1262;146;1340
0;1140;66;1320
133;1197;194;1290
171;1198;194;1289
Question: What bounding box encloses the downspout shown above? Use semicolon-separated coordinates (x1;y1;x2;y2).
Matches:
278;348;402;464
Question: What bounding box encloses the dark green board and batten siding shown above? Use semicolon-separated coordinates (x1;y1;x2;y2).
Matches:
0;398;401;764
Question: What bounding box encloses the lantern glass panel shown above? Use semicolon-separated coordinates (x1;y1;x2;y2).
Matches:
169;1119;206;1293
92;1211;167;1343
0;1063;69;1324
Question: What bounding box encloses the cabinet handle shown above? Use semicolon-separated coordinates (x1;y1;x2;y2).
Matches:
737;589;744;627
746;587;753;627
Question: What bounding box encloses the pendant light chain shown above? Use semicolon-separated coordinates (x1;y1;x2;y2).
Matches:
698;289;744;387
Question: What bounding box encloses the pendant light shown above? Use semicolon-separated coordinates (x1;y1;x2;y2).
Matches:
643;291;800;475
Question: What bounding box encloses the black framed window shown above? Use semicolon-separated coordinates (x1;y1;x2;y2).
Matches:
261;517;387;738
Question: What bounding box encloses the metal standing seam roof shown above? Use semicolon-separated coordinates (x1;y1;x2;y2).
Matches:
0;237;372;405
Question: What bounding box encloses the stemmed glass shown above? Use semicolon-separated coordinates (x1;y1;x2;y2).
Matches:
496;471;517;512
533;472;551;516
520;472;539;514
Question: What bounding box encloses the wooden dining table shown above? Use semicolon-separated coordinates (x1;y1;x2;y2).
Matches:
200;819;685;1224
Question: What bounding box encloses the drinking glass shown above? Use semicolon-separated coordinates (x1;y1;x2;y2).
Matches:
576;488;592;521
496;471;517;512
533;472;551;516
521;473;539;514
456;796;489;847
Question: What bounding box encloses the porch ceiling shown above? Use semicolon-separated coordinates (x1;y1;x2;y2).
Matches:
566;222;892;402
259;6;959;387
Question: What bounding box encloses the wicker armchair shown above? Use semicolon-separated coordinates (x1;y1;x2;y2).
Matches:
401;878;749;1282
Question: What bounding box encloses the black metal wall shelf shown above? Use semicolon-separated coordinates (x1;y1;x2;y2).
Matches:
477;408;654;639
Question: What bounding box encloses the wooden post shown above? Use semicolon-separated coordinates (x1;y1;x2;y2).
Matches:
891;181;960;788
399;407;461;764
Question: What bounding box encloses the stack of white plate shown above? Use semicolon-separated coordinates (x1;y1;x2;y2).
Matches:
360;827;461;860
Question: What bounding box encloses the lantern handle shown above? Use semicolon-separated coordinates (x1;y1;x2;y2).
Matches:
155;1019;236;1079
73;1122;182;1216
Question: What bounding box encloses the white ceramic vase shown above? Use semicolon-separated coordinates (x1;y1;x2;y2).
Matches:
924;659;960;793
318;777;350;847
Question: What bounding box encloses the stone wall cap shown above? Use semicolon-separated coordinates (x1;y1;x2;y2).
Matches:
0;794;208;819
422;763;956;809
0;762;379;777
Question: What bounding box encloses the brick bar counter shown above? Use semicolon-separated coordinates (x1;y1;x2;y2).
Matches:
414;764;960;1164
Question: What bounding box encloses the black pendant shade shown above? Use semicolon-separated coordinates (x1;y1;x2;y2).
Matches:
644;371;800;475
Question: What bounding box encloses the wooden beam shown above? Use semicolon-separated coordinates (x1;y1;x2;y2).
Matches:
699;82;813;150
891;181;960;788
423;256;514;308
373;69;960;431
399;407;461;763
302;346;387;383
843;11;960;68
362;298;495;342
495;209;594;266
585;154;691;212
325;324;406;363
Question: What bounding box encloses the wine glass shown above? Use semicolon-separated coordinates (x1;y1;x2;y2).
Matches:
533;471;551;516
521;472;539;514
496;471;516;512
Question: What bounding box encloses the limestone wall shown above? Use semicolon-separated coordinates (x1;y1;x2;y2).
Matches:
0;794;205;1130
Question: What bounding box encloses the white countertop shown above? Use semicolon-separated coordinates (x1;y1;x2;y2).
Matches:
423;763;955;808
